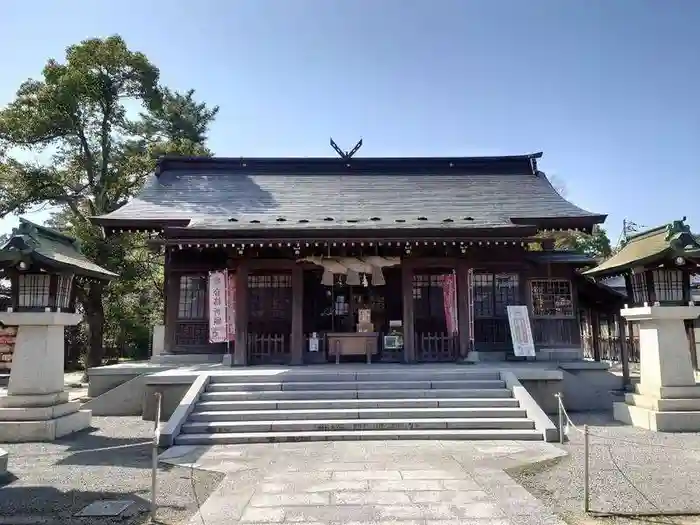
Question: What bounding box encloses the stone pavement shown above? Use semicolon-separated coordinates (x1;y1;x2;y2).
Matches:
159;439;568;525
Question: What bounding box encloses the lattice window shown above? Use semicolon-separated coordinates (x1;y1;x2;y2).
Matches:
652;269;684;303
56;275;73;310
18;274;50;308
630;273;648;304
531;279;574;317
473;273;519;318
412;274;445;321
249;273;292;320
177;275;207;319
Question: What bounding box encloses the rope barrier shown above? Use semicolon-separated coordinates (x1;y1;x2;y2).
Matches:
554;392;700;522
8;440;153;458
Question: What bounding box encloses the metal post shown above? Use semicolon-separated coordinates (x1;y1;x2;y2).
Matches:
557;393;564;444
583;424;590;513
151;392;162;524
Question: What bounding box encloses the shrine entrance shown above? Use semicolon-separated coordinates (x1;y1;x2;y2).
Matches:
302;265;404;364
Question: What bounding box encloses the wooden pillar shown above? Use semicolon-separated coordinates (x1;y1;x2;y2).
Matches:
591;310;601;362
233;262;249;366
456;259;470;359
401;260;416;363
164;268;179;352
290;265;304;365
618;312;630;389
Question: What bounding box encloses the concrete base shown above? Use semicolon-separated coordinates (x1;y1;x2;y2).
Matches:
613;383;700;432
614;305;700;432
614;401;700;432
0;407;91;442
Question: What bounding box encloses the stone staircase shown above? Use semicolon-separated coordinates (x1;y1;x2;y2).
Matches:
173;368;545;445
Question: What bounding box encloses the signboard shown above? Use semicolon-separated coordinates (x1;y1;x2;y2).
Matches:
227;272;236;340
309;332;319;352
507;305;536;357
441;273;459;334
208;271;228;343
0;325;17;371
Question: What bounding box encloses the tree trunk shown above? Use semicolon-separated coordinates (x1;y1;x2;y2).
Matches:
85;281;106;369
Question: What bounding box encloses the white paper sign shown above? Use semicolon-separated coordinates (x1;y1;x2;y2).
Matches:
507;305;536;357
208;271;228;343
309;333;319;353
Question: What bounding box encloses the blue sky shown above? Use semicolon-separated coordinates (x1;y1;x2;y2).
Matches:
2;0;699;244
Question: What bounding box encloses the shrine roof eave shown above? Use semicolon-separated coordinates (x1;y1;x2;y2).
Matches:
583;247;700;279
0;246;117;280
159;224;540;241
91;217;189;233
0;220;118;281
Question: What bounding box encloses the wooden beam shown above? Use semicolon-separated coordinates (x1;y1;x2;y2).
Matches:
401;260;416;363
290;265;304;365
234;262;249;366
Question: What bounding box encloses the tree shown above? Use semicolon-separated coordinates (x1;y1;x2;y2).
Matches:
548;225;613;259
0;36;218;367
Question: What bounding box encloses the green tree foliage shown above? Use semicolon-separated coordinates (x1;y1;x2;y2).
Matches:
546;225;613;259
0;36;218;367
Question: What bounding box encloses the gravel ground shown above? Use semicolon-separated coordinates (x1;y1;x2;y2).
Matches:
0;416;224;525
509;410;700;525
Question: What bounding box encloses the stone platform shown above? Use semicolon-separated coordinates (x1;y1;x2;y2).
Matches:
614;305;700;432
0;391;91;442
614;383;700;432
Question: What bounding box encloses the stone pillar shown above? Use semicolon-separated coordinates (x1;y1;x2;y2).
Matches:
0;311;91;442
614;305;700;431
151;325;165;359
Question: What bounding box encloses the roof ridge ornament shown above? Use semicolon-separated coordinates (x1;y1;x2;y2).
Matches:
330;137;363;160
665;216;690;241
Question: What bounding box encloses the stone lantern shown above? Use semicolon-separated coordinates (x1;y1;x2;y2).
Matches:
585;218;700;431
0;219;117;442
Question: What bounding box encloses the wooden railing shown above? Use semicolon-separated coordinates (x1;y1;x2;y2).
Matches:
248;333;290;365
532;318;580;346
583;335;641;363
474;318;511;347
416;332;458;362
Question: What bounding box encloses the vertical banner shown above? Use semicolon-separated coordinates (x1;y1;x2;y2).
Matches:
208;270;228;343
507;305;536;357
227;271;236;341
441;273;459;334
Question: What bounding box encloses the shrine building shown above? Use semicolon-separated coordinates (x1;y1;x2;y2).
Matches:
92;151;611;366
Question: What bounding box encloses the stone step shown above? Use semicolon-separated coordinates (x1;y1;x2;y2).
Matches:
174;428;544;445
189;406;528;422
205;380;506;392
195;397;521;411
181;417;535;433
199;388;513;401
207;370;502;384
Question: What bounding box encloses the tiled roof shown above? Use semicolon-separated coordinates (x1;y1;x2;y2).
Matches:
93;154;605;232
584;219;700;277
0;219;117;280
